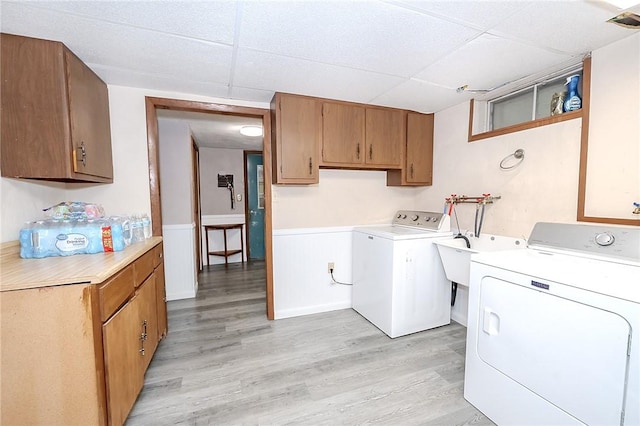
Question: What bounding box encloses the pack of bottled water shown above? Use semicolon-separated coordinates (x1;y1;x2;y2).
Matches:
19;202;153;259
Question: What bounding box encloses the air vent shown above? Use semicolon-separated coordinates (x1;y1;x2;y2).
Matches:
608;12;640;28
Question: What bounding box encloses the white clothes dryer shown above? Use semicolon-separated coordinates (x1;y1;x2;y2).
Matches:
465;222;640;425
352;210;452;338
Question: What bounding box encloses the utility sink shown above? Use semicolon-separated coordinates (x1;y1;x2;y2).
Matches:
435;234;526;287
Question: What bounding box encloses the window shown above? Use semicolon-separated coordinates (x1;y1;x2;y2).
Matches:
489;69;583;131
468;57;588;142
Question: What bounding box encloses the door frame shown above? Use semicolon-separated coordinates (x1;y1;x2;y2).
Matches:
243;150;263;260
145;97;274;320
191;137;202;271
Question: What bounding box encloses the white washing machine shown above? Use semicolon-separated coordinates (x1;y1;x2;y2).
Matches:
352;210;452;338
465;222;640;425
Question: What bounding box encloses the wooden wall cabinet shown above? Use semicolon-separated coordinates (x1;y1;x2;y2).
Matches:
387;112;434;186
270;93;320;184
1;240;166;426
320;101;404;169
0;33;113;182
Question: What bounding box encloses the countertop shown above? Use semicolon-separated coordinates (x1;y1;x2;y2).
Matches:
0;237;162;292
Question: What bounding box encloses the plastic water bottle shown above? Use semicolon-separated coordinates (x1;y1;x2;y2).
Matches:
142;213;151;239
131;215;144;243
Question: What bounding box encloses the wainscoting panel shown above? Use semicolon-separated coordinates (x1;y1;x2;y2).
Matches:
162;223;197;300
201;214;246;266
272;227;353;319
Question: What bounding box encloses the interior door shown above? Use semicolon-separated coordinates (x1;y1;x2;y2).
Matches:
478;276;630;425
245;151;265;260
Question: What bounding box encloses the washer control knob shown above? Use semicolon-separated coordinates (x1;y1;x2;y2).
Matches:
595;232;615;246
401;214;407;219
397;213;402;219
411;215;419;221
431;217;438;222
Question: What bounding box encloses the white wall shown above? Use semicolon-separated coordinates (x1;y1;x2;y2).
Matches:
199;147;245;216
272;169;423;230
585;33;639;220
273;227;353;319
158;117;193;225
419;102;582;239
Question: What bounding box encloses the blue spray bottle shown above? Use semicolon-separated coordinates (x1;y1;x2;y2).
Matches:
563;74;581;112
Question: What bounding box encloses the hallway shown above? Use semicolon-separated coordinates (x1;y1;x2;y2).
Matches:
126;261;491;425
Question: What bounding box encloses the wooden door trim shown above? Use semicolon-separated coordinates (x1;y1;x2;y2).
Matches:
191;138;202;271
145;97;275;320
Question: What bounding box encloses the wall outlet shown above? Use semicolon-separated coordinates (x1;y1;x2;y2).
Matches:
327;262;335;273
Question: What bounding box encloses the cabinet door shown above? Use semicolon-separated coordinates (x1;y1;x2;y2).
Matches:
321;102;365;166
103;294;144;426
406;112;433;184
0;34;113;183
272;93;319;184
0;34;72;179
365;108;404;168
386;112;433;186
66;49;114;180
155;262;168;340
138;275;159;370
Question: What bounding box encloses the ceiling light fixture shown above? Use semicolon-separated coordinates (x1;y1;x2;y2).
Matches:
240;125;263;137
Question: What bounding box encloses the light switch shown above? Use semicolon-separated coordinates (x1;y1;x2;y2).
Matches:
236;193;242;202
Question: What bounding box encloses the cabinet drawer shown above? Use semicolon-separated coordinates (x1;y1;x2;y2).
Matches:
153;243;163;269
134;249;155;287
99;265;134;322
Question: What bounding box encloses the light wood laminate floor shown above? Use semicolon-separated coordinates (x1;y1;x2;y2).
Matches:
126;261;492;425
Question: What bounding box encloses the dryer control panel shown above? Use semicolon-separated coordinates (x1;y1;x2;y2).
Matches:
528;222;640;264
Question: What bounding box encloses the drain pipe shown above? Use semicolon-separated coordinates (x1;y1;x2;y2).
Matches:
450;234;471;306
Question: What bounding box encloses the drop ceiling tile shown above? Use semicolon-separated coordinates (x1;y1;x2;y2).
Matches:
1;2;234;85
491;1;633;54
238;1;481;77
8;0;238;45
414;33;576;95
229;86;275;104
233;48;405;104
370;79;471;113
91;65;231;99
388;0;533;31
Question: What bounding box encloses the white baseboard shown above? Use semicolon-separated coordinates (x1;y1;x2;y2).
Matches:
275;302;353;320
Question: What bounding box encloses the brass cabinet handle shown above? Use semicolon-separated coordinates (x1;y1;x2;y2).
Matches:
356;143;360;159
410;164;414;179
369;145;373;160
142;319;148;340
77;141;87;167
309;157;312;175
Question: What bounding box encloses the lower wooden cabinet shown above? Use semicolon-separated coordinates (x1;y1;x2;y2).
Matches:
103;290;145;426
0;240;167;426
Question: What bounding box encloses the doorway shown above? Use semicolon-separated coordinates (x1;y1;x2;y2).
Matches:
145;97;274;320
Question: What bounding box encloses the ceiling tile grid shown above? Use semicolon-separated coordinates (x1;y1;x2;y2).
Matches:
2;0;638;147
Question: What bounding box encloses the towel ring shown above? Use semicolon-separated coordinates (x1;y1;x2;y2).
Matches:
500;149;525;170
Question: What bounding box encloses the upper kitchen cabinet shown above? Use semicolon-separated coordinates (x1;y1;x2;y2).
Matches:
387;112;434;186
271;93;320;184
320;101;404;169
1;33;113;183
321;101;365;166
